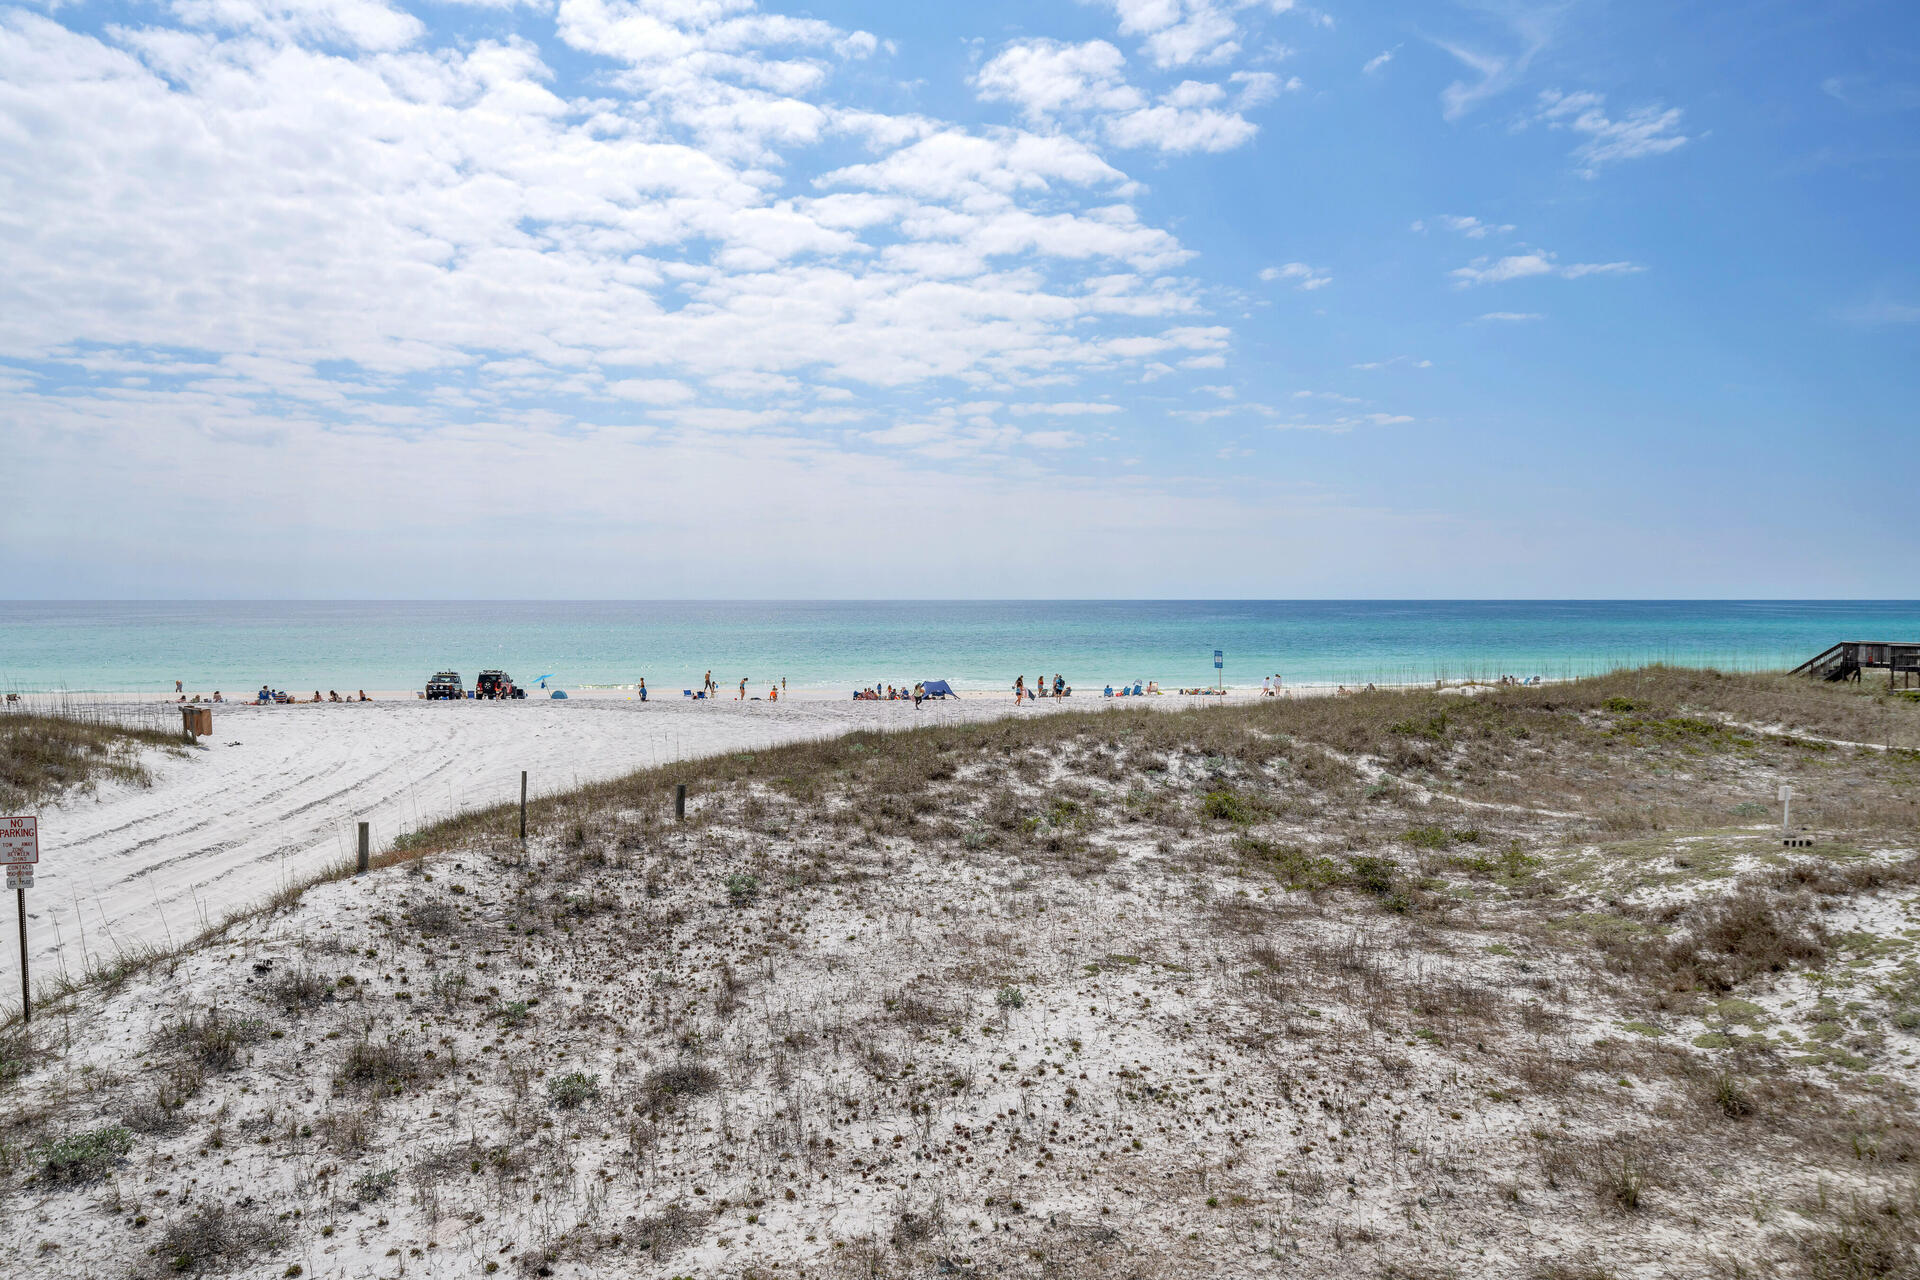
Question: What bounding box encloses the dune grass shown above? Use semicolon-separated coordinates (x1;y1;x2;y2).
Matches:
0;708;187;811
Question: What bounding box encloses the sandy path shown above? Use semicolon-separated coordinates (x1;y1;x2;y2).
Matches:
16;690;1226;984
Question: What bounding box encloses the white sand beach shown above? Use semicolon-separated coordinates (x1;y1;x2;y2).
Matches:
18;688;1270;983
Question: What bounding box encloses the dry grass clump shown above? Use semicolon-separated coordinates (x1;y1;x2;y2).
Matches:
1796;1189;1920;1280
639;1060;718;1113
156;1008;270;1071
137;1203;287;1277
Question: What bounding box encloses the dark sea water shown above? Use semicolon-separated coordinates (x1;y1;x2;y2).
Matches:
1;600;1915;693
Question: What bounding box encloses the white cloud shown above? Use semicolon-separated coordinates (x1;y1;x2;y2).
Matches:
972;39;1267;155
1478;311;1544;322
607;378;695;404
1259;262;1331;290
1362;47;1396;75
1008;402;1122;416
1433;7;1557;120
971;38;1144;121
1434;214;1514;239
1535;89;1689;176
1450;252;1642;287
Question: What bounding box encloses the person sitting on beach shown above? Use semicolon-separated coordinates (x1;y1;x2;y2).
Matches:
1146;681;1159;694
212;691;223;703
358;690;368;701
328;690;341;702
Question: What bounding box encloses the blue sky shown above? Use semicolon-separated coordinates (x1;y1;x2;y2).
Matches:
2;0;1915;597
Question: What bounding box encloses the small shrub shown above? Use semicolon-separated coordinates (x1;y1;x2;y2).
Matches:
350;1169;397;1202
546;1071;601;1109
640;1061;718;1112
1400;825;1452;850
724;873;760;906
996;985;1026;1010
499;1000;531;1027
1347;854;1399;897
40;1125;132;1184
1200;789;1255;825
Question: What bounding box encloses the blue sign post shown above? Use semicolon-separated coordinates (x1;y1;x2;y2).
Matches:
1213;649;1224;691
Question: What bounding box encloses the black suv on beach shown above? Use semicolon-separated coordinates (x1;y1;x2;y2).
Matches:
476;670;526;700
425;671;464;700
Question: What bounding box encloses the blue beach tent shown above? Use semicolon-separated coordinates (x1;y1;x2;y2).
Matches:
921;680;956;699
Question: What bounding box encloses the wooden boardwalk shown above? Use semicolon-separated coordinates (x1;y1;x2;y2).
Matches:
1792;641;1920;688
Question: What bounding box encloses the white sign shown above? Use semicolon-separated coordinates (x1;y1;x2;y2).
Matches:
0;816;37;866
4;869;31;890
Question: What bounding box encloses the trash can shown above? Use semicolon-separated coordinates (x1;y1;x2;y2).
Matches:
182;706;212;740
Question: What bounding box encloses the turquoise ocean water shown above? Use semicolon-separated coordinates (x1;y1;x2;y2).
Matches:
2;601;1916;695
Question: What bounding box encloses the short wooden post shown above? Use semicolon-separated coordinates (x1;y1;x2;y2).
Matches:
356;821;369;874
674;783;687;820
520;771;528;841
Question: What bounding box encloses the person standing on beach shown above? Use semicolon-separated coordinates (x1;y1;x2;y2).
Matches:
638;678;647;702
738;677;747;701
1015;675;1025;704
175;680;182;694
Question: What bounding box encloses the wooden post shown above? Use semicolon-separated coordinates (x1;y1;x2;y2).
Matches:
520;771;528;842
674;783;687;821
357;821;369;874
15;886;26;1025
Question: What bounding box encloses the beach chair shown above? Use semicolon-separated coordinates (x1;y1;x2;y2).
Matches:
684;689;694;698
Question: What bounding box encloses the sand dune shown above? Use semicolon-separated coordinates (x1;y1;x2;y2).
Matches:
23;690;1207;980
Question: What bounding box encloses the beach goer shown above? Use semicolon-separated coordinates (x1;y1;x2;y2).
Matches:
358;690;367;701
175;680;182;694
781;677;786;697
739;677;748;701
638;678;647;702
768;684;777;701
913;681;924;708
1014;675;1025;704
212;691;222;703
